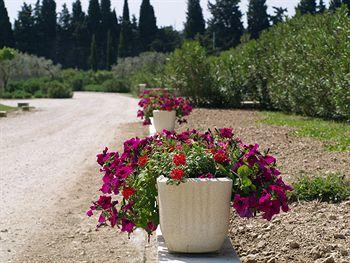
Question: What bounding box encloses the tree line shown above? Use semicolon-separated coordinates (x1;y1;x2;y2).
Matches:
1;0;349;70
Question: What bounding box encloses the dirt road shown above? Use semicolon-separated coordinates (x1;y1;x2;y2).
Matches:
0;92;150;262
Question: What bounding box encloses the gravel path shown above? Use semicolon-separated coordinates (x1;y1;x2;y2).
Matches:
0;92;141;262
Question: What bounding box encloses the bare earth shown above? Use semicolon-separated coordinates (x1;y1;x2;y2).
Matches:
0;103;349;263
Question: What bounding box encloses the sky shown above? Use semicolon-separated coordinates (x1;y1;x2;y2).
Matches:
4;0;330;30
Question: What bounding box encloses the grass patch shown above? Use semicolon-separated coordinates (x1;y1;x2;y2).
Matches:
259;111;350;152
289;173;350;203
0;103;17;112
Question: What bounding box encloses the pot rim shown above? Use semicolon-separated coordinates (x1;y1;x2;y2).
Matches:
153;109;176;113
157;175;232;183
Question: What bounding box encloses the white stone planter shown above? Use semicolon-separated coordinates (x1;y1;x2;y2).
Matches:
157;176;233;253
149;117;156;136
152;110;176;133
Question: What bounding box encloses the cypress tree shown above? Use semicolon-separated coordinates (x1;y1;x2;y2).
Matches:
343;0;350;9
270;7;287;25
37;0;57;59
89;34;98;71
57;4;72;67
118;0;133;58
106;30;114;69
111;9;120;61
0;0;14;48
100;0;114;68
184;0;205;39
139;0;157;52
296;0;317;14
207;0;244;51
71;0;89;69
318;0;326;13
247;0;270;40
329;0;342;10
87;0;101;35
14;3;36;54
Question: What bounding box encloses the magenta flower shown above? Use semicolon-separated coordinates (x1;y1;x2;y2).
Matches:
233;194;253;218
97;195;112;210
121;218;135;233
219;128;234;138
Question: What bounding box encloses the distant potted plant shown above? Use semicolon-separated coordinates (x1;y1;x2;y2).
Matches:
87;129;292;253
137;89;193;134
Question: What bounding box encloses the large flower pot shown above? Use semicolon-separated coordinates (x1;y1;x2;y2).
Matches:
157;176;233;253
152;110;176;133
149;117;156;136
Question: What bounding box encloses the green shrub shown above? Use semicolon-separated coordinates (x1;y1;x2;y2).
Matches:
165;41;220;107
102;79;130;93
59;69;84;91
34;90;45;98
46;81;73;98
12;90;32;99
22;78;48;94
84;84;104;92
1;92;13;99
290;174;350;203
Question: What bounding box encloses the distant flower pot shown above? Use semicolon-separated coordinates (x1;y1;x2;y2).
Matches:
157;176;233;253
152;110;176;133
149;117;156;135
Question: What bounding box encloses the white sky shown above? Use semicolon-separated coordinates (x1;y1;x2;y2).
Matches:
5;0;330;30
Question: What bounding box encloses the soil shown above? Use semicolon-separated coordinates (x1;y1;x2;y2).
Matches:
1;104;349;263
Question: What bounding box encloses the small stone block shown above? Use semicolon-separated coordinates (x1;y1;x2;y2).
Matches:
18;102;29;107
0;111;7;117
157;228;241;263
22;106;30;111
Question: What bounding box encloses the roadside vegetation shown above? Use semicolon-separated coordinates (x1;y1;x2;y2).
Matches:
0;103;17;111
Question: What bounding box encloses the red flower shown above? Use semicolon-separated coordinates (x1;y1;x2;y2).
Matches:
122;187;136;200
213;150;229;163
138;155;148;167
170;168;185;180
173;153;186;166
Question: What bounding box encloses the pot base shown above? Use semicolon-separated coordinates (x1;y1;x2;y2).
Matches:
157;228;241;262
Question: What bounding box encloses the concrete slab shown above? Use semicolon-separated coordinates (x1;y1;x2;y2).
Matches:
157;228;241;263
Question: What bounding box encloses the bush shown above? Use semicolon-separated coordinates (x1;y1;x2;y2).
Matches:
165;41;220;107
1;92;13;99
46;81;73;98
102;79;130;93
34;90;45;98
84;84;104;92
290;174;350;203
12;90;32;99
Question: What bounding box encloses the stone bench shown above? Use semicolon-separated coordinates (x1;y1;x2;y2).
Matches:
18;102;29;108
157;228;241;263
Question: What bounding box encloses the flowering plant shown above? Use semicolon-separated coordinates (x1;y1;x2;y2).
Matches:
137;88;193;125
87;128;292;238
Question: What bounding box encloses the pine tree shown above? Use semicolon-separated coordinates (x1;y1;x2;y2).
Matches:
14;3;36;53
247;0;270;39
87;0;101;35
270;7;287;25
72;0;85;25
0;0;14;48
184;0;205;39
318;0;326;13
343;0;350;9
329;0;342;10
207;0;244;51
89;34;98;71
118;0;133;58
139;0;157;52
106;30;114;69
296;0;317;14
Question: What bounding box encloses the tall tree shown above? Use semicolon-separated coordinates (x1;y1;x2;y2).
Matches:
247;0;270;39
270;6;287;25
106;30;113;69
329;0;342;10
318;0;326;13
139;0;157;52
296;0;317;14
207;0;244;51
343;0;350;9
14;3;36;53
56;4;72;66
184;0;205;39
71;0;89;69
100;0;114;68
0;0;14;48
89;34;98;71
87;0;101;35
111;9;120;61
37;0;57;59
118;0;133;58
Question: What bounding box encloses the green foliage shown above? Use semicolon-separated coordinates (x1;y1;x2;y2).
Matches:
0;103;17;111
259;111;350;152
184;0;206;39
46;81;73;98
290;173;350;203
139;0;157;52
296;0;317;15
89;34;98;71
102;79;130;93
118;0;134;58
0;0;14;48
12;89;32;99
207;0;244;51
84;84;104;92
247;0;270;39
